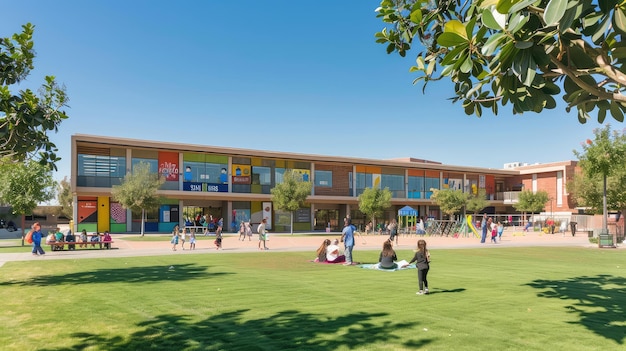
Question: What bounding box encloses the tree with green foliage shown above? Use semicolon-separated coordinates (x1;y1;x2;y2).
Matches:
466;189;490;215
375;0;626;123
0;159;56;245
569;125;626;242
1;23;68;170
514;190;549;228
431;188;469;219
112;162;164;236
57;176;73;220
358;187;392;229
270;170;312;234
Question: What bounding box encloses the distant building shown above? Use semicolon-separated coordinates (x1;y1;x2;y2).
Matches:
503;162;530;169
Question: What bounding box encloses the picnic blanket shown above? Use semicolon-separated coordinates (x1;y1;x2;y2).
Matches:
359;260;415;272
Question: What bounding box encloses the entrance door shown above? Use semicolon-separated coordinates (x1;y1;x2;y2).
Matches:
314;209;339;231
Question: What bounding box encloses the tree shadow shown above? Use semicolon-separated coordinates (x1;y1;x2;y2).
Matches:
0;264;227;286
40;309;432;350
526;274;626;344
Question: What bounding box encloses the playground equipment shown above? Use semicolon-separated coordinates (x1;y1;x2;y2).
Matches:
466;215;480;238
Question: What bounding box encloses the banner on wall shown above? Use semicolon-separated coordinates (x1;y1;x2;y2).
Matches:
110;202;126;224
262;201;272;230
159;152;179;181
292;169;310;182
78;200;98;223
232;164;251;184
372;174;381;189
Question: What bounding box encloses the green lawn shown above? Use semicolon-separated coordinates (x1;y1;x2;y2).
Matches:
1;247;624;350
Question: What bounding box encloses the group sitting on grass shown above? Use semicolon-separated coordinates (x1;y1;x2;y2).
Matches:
314;239;346;263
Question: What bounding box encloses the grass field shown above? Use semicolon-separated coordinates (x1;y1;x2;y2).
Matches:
1;246;624;350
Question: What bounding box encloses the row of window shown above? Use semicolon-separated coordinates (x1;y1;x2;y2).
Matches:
77;154;474;199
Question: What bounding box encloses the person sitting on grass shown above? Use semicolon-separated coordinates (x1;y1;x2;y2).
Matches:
315;239;330;263
378;240;398;269
326;239;346;263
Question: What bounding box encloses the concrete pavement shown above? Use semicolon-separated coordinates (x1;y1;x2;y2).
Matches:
0;229;608;267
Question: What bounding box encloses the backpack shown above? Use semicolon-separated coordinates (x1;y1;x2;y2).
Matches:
25;230;34;244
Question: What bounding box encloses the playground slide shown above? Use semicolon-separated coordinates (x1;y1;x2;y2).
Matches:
466;215;480;238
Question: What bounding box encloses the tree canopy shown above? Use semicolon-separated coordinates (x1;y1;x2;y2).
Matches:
431;188;469;218
466;189;490;214
112;162;164;236
270;170;312;234
569;125;626;215
375;0;626;123
57;176;73;220
358;187;392;226
514;190;549;214
1;23;68;170
0;159;56;244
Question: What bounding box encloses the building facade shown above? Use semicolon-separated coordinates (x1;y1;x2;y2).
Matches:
71;134;578;233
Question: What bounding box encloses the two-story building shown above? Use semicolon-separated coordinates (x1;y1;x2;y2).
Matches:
71;134;579;233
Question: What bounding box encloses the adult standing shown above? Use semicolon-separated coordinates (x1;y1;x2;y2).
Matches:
257;218;268;250
30;222;45;256
340;218;356;265
480;214;488;243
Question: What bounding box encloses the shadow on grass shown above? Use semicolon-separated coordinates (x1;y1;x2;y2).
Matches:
0;264;227;286
526;274;626;344
40;309;431;350
428;288;466;295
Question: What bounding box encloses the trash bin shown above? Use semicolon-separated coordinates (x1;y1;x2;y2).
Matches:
570;222;577;237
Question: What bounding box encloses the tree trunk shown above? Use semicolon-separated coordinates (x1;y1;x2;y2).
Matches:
290;211;294;235
141;208;145;237
20;214;25;246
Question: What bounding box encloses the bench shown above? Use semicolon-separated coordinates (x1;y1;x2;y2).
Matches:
48;241;114;251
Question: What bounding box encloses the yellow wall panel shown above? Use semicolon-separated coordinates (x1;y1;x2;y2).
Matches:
97;196;110;233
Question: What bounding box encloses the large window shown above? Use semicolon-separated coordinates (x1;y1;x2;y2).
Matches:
408;176;425;199
381;174;404;197
252;166;271;185
425;177;440;199
77;154;126;187
314;170;332;187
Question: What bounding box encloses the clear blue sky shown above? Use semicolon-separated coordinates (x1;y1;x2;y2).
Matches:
3;1;602;182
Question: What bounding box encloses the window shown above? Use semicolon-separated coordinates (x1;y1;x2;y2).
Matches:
381;174;404;197
77;154;126;187
131;158;158;173
314;170;332;187
252;166;271;185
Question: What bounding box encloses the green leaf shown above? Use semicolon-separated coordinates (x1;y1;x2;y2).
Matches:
460;54;473;73
609;101;625;122
482;7;505;30
444;20;468;40
591;16;611;43
614;8;626;35
410;9;422;24
437;32;467;47
481;32;505;56
515;41;534;49
544;0;567;26
496;0;514;14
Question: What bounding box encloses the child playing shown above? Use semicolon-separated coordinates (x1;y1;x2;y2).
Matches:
409;239;431;295
497;222;504;241
189;230;196;250
491;222;498;243
214;231;222;250
171;229;179;251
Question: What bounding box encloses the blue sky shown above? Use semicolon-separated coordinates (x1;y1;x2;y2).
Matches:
3;1;602;182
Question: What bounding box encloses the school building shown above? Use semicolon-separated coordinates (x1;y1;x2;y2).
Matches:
70;134;579;233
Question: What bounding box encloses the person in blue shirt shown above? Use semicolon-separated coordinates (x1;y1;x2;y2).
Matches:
340;218;356;265
30;222;45;256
